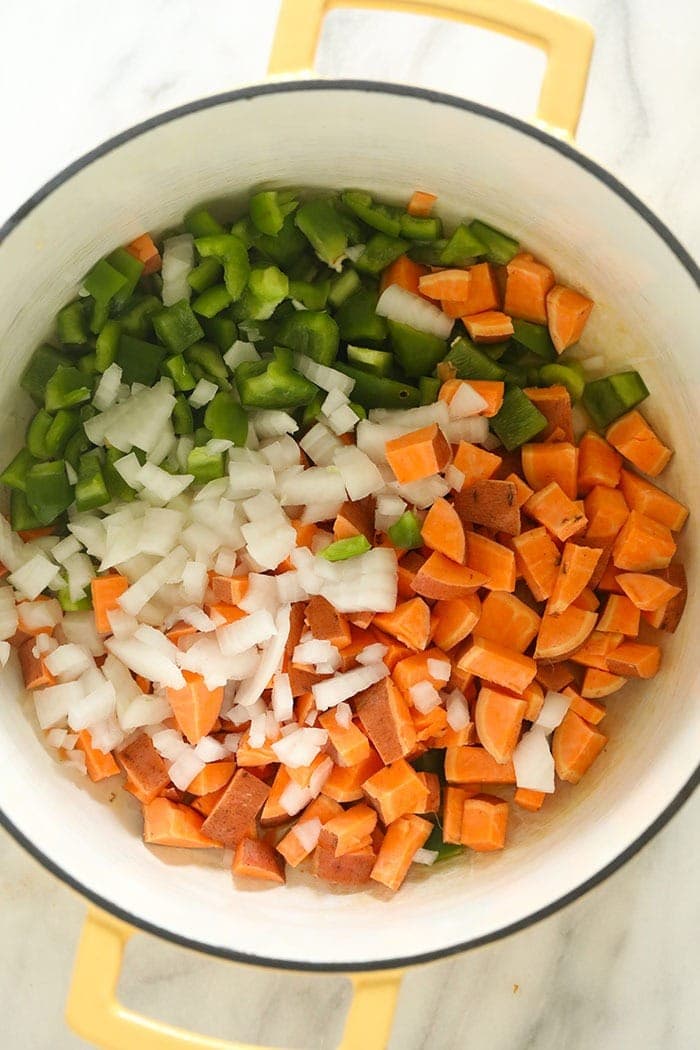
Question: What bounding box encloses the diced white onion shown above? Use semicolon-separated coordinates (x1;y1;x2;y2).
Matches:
106;635;185;689
182;560;208;604
413;848;439;866
334;446;385;501
294;354;355;396
444;416;490;445
51;535;82;565
271;673;294;723
513;727;555;793
64;552;95;603
250;410;298;439
271;727;328;768
312;661;388;711
217;609;277;656
392;474;450;509
279;466;346;507
45;644;94;682
34;682;83;729
376;285;453;339
232;605;291;709
444;465;465;492
9;554;58;601
356;644;388;666
194;736;230;762
169;748;206;791
161;234;194;306
410;681;442;714
223;340;260;370
293;818;322;853
0;640;10;668
299;422;343;467
119;546;188;616
68;680;116;732
140;508;185;557
446;690;471;731
137;463;194;503
447;382;489;419
93;363;123;411
61;611;106;657
189;378;218;409
334;702;352;728
536;691;571;734
427;657;451;682
120;694;172;731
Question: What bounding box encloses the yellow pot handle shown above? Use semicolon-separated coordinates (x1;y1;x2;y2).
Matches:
268;0;594;140
66;907;403;1050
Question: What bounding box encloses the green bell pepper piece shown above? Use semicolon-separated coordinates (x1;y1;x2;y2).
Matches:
163;354;197;392
77;352;97;375
45;409;81;458
58;587;93;612
239;266;289;321
440;224;486;265
335;288;388;347
25;461;74;525
399;214;442;241
64;430;90;471
194;427;212;447
511;319;556;360
250;190;298;236
184;343;230;389
116;336;167;386
289;278;331;311
230;217;258;250
320;535;371;561
188;258;223;294
295;199;348;268
301;392;324;426
346;345;393;377
45;366;92;412
255;213;309;267
195;234;250;301
184;207;225;238
277;309;339;366
187;446;225;483
388;320;447;378
204;392;248;445
0;448;37;492
20;345;71;404
172;395;195;435
11;490;42;532
388;511;423;549
95;320;122;372
334;363;420;410
56;301;89;348
409;239;450;266
119;295;161;338
445;337;507;381
468;220;519;265
328;268;361;308
75;452;110;512
84;260;128;334
419;375;441;405
341;191;402;237
103;447;136;502
538;362;586;401
26;410;54;460
490;385;547;450
202;316;237;352
424;823;464;863
582;371;649;430
106;248;145;310
152;300;204;353
192;284;233;318
235;359;317;410
349;402;366;421
355;233;409;275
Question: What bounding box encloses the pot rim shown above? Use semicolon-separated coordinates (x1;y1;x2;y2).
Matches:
0;78;698;974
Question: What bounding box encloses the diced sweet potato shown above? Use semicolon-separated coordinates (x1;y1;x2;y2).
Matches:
455;480;521;536
355;677;417;764
201;769;270;848
119;734;171;804
233;837;286;883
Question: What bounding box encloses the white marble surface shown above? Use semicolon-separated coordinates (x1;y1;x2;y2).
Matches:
1;0;698;1047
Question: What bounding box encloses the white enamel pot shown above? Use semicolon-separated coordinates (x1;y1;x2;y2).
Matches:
0;2;698;1048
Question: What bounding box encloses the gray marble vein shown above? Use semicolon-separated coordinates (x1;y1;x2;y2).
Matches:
0;0;698;1046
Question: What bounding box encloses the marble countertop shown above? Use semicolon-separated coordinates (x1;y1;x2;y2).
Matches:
1;1;698;1046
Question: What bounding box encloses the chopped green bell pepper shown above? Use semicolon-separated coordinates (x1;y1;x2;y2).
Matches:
20;345;71;404
320;535;371;561
399;214;442;241
152;300;204;353
255;212;309;267
328;268;361;308
172;394;195;435
77;352;97;376
539;362;586;401
0;448;37;492
409;239;449;266
84;259;128;334
191;285;233;318
490;385;547;450
163;354;197;392
103;447;136;502
204;392;248;445
335;363;420;410
45;409;81;458
411;749;444;775
106;248;145;310
346;345;393;377
116;336;167;386
468;220;519;265
419;375;441;405
440;224;486;265
195;234;250;301
25;460;74;524
355;233;409;275
388;320;447;378
188;258;223;294
184;207;225;238
235;358;317;410
202;316;237;352
446;337;507;381
11;489;43;531
250;190;298;236
301;392;324;425
45;366;92;412
289;278;330;311
95;320;122;372
119;294;161;338
75;453;110;512
388;511;423;549
26;410;54;460
341;191;402;237
58;587;93;612
64;430;90;471
277;309;339;366
239;265;289;321
335;288;388;347
582;371;649;430
295;199;348;268
184;343;230;389
56;301;89;348
424;823;464;862
512;319;556;361
187;446;226;483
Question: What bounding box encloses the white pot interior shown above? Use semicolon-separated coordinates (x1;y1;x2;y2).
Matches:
0;85;698;967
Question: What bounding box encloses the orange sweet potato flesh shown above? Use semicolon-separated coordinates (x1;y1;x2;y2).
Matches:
407;191;437;218
476;592;541;653
453;441;502;487
362;758;429;824
619;469;688;532
126;234;161;275
612;510;676;572
76;730;120;782
577;432;622;493
443;786;469;842
569;629;623;670
325;803;378;858
523;386;573;443
512;526;561;602
475;686;528;764
643;564;687;633
276;796;343;867
412;551;487;600
547;543;602;615
606;642;661;679
504;253;555;324
210;574;249;606
460;794;509;851
431;595;481;651
584;485;629;546
458;636;536;694
323;749;383;803
421;497;467;563
546;284;594;353
91;574;129;633
419;269;471;300
306;594;352;649
536;660;575;693
525;482;587;542
463;310;514;343
455;480;521;536
371;814;433;892
466;533;517;592
534;606;597;661
319;709;371;767
119;734;171;804
616;572;681;612
581;667;627;699
392;648;452;697
380;254;427;294
333;496;376;543
415;772;441;813
143;797;218;848
521;442;579;501
373;597;431;651
166;672;223;745
552;710;606;783
355;678;417;764
441;263;500;317
18;638;56;690
564;686;606;723
514;788;546;812
201;769;270;848
187;760;236;797
313;828;375;886
233;837;285;883
606;411;672;478
446;745;516;785
259;767;294;827
385;423;451;483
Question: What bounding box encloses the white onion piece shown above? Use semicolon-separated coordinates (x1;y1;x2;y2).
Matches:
217;609;277;656
194;736;230;762
15;597;60;635
119;546;188;616
325;403;359;437
312;662;388;712
413;848;439;866
67;515;107;560
112;452;143;491
250;410;298;439
9;554;58;601
334;446;385;500
376;285;453;339
87;716;125;754
448;382;489;419
294;354;355;396
182;561;208;605
137;463;194;503
106;635;185;690
44;644;94;682
0;640;10;668
300;500;345;525
410;681;442;714
140;508;185;557
271;673;294;723
536;691;571;734
120;695;172;731
444;416;490;445
293;818;322;853
161;234;194;306
356;644;388;666
227;459;276;500
64;552;95;604
46;727;68;750
275;571;308;605
271;727;328;768
333;702;352;729
0;514;31;572
68;680;116;732
513;727;555;793
279;466;346;507
427;658;451;683
293;639;337;666
65;750;87;776
299;422;343;467
260;435;300;471
233;605;291;709
392;474;450;509
279;780;314;817
152;728;188;762
62;610;106;657
224;340;260;370
51;535;81;565
444;465;466;492
369;402;450;429
188;378;218;409
93;363;123;411
446;690;471;731
34;682;82;729
317;547;398;614
238;574;280;615
169;749;206;791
